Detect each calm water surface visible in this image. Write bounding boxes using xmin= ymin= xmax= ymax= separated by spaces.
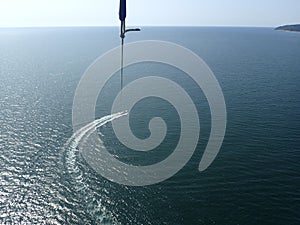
xmin=0 ymin=27 xmax=299 ymax=224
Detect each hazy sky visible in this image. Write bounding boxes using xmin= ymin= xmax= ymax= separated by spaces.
xmin=0 ymin=0 xmax=300 ymax=27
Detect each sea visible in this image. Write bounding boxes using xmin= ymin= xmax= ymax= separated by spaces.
xmin=0 ymin=27 xmax=299 ymax=224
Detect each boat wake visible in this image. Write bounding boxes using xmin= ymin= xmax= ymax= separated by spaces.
xmin=62 ymin=111 xmax=128 ymax=224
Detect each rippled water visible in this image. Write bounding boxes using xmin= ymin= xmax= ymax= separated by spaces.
xmin=0 ymin=27 xmax=300 ymax=224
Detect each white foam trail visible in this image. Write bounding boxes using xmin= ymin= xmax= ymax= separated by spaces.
xmin=64 ymin=111 xmax=128 ymax=224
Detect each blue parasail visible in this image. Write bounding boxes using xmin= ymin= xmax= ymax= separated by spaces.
xmin=119 ymin=0 xmax=126 ymax=22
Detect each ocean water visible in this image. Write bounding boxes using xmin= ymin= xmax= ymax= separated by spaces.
xmin=0 ymin=27 xmax=300 ymax=224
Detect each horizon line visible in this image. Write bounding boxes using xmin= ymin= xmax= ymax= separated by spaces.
xmin=0 ymin=25 xmax=277 ymax=29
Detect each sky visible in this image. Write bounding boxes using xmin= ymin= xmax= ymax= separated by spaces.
xmin=0 ymin=0 xmax=300 ymax=28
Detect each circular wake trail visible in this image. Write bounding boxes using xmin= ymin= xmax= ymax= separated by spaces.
xmin=63 ymin=111 xmax=128 ymax=224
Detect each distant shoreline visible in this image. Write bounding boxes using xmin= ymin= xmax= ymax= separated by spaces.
xmin=275 ymin=24 xmax=300 ymax=32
